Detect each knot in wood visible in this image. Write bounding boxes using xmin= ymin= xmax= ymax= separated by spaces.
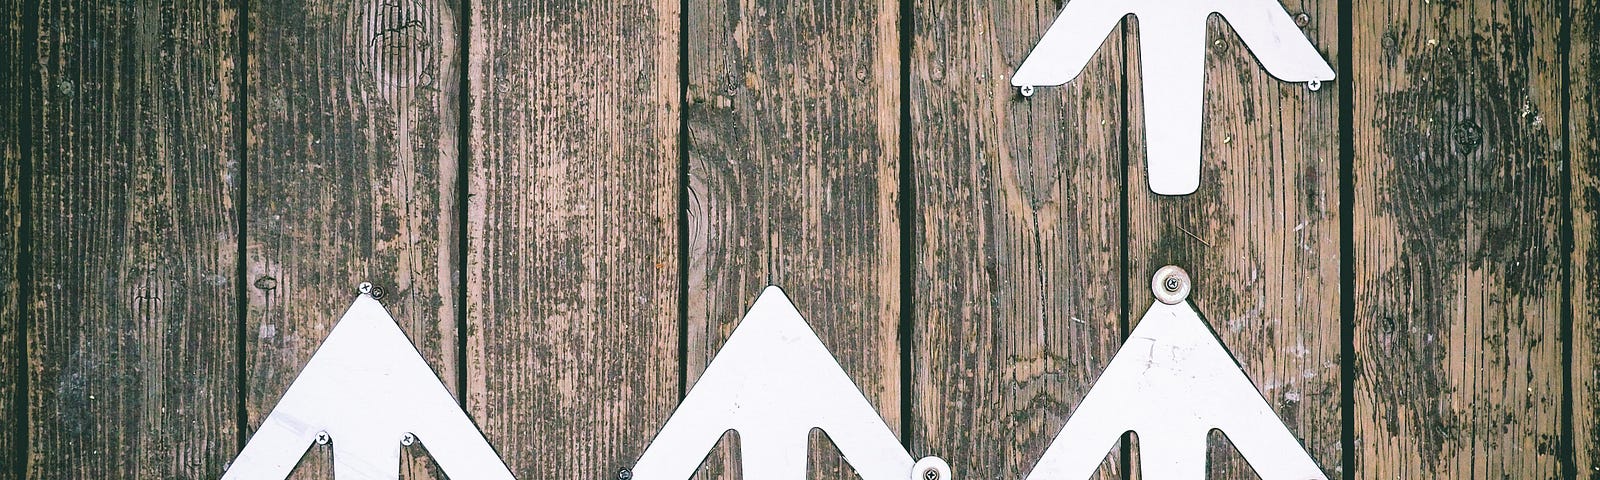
xmin=356 ymin=0 xmax=436 ymax=88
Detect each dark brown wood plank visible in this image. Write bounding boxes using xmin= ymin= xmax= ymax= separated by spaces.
xmin=25 ymin=0 xmax=241 ymax=476
xmin=685 ymin=0 xmax=901 ymax=477
xmin=1571 ymin=0 xmax=1599 ymax=475
xmin=1123 ymin=1 xmax=1343 ymax=477
xmin=465 ymin=2 xmax=681 ymax=478
xmin=1351 ymin=0 xmax=1565 ymax=476
xmin=908 ymin=2 xmax=1125 ymax=479
xmin=245 ymin=0 xmax=463 ymax=478
xmin=0 ymin=0 xmax=26 ymax=474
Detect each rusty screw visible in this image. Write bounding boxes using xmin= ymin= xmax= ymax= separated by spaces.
xmin=1294 ymin=13 xmax=1310 ymax=27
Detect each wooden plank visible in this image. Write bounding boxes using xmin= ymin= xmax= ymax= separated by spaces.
xmin=684 ymin=0 xmax=900 ymax=476
xmin=25 ymin=0 xmax=241 ymax=476
xmin=0 ymin=0 xmax=26 ymax=474
xmin=1570 ymin=0 xmax=1599 ymax=475
xmin=465 ymin=1 xmax=680 ymax=478
xmin=907 ymin=2 xmax=1125 ymax=479
xmin=244 ymin=0 xmax=462 ymax=477
xmin=1351 ymin=0 xmax=1565 ymax=477
xmin=1123 ymin=1 xmax=1343 ymax=477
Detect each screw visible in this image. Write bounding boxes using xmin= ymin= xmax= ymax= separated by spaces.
xmin=401 ymin=432 xmax=416 ymax=446
xmin=1163 ymin=277 xmax=1182 ymax=292
xmin=1151 ymin=265 xmax=1191 ymax=305
xmin=924 ymin=467 xmax=940 ymax=480
xmin=1307 ymin=79 xmax=1322 ymax=92
xmin=369 ymin=284 xmax=386 ymax=299
xmin=617 ymin=468 xmax=633 ymax=480
xmin=1018 ymin=85 xmax=1035 ymax=97
xmin=359 ymin=282 xmax=373 ymax=295
xmin=1294 ymin=13 xmax=1310 ymax=27
xmin=315 ymin=431 xmax=331 ymax=445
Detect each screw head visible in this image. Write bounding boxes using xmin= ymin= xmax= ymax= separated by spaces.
xmin=1018 ymin=85 xmax=1035 ymax=97
xmin=617 ymin=468 xmax=633 ymax=480
xmin=1151 ymin=265 xmax=1191 ymax=305
xmin=401 ymin=432 xmax=416 ymax=446
xmin=315 ymin=431 xmax=331 ymax=445
xmin=358 ymin=282 xmax=373 ymax=295
xmin=911 ymin=456 xmax=951 ymax=480
xmin=1307 ymin=79 xmax=1322 ymax=91
xmin=369 ymin=284 xmax=386 ymax=299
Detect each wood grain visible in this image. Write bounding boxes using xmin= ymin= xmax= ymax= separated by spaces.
xmin=1 ymin=0 xmax=26 ymax=474
xmin=1351 ymin=0 xmax=1566 ymax=477
xmin=1570 ymin=0 xmax=1599 ymax=475
xmin=907 ymin=2 xmax=1125 ymax=479
xmin=1123 ymin=1 xmax=1343 ymax=477
xmin=684 ymin=0 xmax=901 ymax=476
xmin=244 ymin=0 xmax=462 ymax=477
xmin=465 ymin=1 xmax=681 ymax=478
xmin=25 ymin=0 xmax=241 ymax=476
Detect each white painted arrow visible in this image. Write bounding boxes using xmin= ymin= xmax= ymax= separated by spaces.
xmin=1024 ymin=282 xmax=1325 ymax=479
xmin=631 ymin=286 xmax=947 ymax=480
xmin=1012 ymin=0 xmax=1335 ymax=195
xmin=222 ymin=294 xmax=514 ymax=480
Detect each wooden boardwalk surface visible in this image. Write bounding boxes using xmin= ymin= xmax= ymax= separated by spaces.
xmin=0 ymin=0 xmax=1594 ymax=478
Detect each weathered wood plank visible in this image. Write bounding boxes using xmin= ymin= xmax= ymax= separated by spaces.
xmin=245 ymin=0 xmax=462 ymax=477
xmin=1122 ymin=1 xmax=1342 ymax=477
xmin=908 ymin=2 xmax=1125 ymax=479
xmin=25 ymin=0 xmax=241 ymax=476
xmin=465 ymin=1 xmax=680 ymax=478
xmin=0 ymin=0 xmax=26 ymax=474
xmin=1351 ymin=0 xmax=1565 ymax=477
xmin=685 ymin=0 xmax=901 ymax=476
xmin=1570 ymin=0 xmax=1599 ymax=475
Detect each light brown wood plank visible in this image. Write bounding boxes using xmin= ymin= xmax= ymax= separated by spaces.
xmin=1570 ymin=0 xmax=1599 ymax=475
xmin=25 ymin=0 xmax=241 ymax=476
xmin=465 ymin=1 xmax=681 ymax=478
xmin=908 ymin=2 xmax=1125 ymax=479
xmin=0 ymin=0 xmax=26 ymax=474
xmin=1351 ymin=0 xmax=1565 ymax=476
xmin=244 ymin=0 xmax=462 ymax=477
xmin=1122 ymin=1 xmax=1342 ymax=477
xmin=685 ymin=0 xmax=901 ymax=476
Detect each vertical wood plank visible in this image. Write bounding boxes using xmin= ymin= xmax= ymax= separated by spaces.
xmin=1570 ymin=0 xmax=1598 ymax=475
xmin=685 ymin=0 xmax=901 ymax=476
xmin=1351 ymin=0 xmax=1565 ymax=477
xmin=0 ymin=0 xmax=26 ymax=474
xmin=1123 ymin=1 xmax=1343 ymax=478
xmin=26 ymin=0 xmax=241 ymax=476
xmin=245 ymin=0 xmax=462 ymax=477
xmin=908 ymin=2 xmax=1125 ymax=479
xmin=466 ymin=1 xmax=681 ymax=478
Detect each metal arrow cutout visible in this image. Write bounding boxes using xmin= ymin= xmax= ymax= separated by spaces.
xmin=1012 ymin=0 xmax=1336 ymax=196
xmin=631 ymin=286 xmax=949 ymax=480
xmin=1024 ymin=266 xmax=1326 ymax=479
xmin=222 ymin=286 xmax=514 ymax=480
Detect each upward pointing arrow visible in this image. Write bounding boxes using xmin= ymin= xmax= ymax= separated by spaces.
xmin=1024 ymin=298 xmax=1326 ymax=480
xmin=223 ymin=295 xmax=514 ymax=480
xmin=1012 ymin=0 xmax=1335 ymax=195
xmin=631 ymin=286 xmax=924 ymax=480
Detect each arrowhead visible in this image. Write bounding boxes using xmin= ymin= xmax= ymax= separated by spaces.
xmin=223 ymin=296 xmax=515 ymax=480
xmin=632 ymin=286 xmax=913 ymax=480
xmin=1025 ymin=300 xmax=1326 ymax=480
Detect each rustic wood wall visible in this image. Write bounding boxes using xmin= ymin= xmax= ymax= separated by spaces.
xmin=0 ymin=0 xmax=1592 ymax=478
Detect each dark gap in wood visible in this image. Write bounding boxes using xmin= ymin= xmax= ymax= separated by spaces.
xmin=455 ymin=0 xmax=472 ymax=407
xmin=1336 ymin=0 xmax=1355 ymax=477
xmin=1558 ymin=0 xmax=1577 ymax=477
xmin=233 ymin=0 xmax=252 ymax=455
xmin=676 ymin=0 xmax=690 ymax=404
xmin=896 ymin=0 xmax=915 ymax=452
xmin=15 ymin=0 xmax=39 ymax=473
xmin=1117 ymin=16 xmax=1133 ymax=480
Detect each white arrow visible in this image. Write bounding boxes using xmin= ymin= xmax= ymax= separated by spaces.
xmin=223 ymin=291 xmax=514 ymax=480
xmin=1024 ymin=267 xmax=1325 ymax=479
xmin=1012 ymin=0 xmax=1335 ymax=195
xmin=631 ymin=286 xmax=948 ymax=480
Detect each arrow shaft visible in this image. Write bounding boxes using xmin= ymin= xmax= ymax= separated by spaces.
xmin=1137 ymin=17 xmax=1208 ymax=195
